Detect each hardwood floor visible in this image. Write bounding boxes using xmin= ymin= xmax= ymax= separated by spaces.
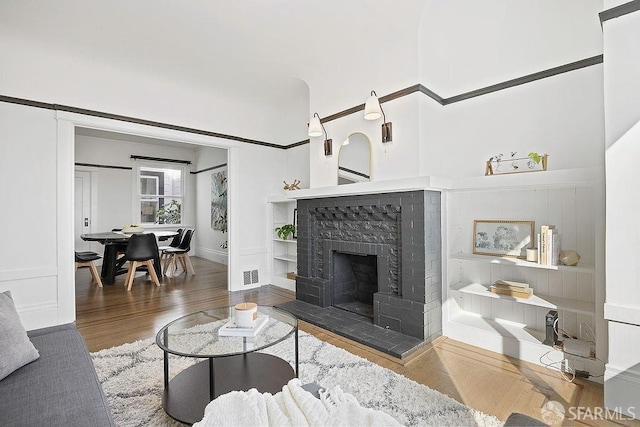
xmin=75 ymin=257 xmax=293 ymax=351
xmin=76 ymin=256 xmax=635 ymax=426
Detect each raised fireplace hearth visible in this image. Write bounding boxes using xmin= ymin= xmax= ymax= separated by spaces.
xmin=292 ymin=190 xmax=442 ymax=343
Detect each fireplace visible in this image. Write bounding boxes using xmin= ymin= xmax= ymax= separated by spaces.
xmin=332 ymin=252 xmax=378 ymax=318
xmin=293 ymin=190 xmax=442 ymax=342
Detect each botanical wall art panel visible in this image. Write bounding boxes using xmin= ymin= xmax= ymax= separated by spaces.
xmin=211 ymin=170 xmax=227 ymax=231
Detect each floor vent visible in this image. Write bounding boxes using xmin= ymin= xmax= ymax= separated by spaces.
xmin=243 ymin=269 xmax=259 ymax=286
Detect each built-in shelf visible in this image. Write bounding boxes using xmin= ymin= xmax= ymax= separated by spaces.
xmin=268 ymin=198 xmax=298 ymax=291
xmin=273 ymin=254 xmax=296 ymax=262
xmin=270 ymin=168 xmax=603 ymax=201
xmin=273 ymin=238 xmax=297 ymax=244
xmin=445 ymin=174 xmax=604 ymax=378
xmin=449 ymin=253 xmax=595 ymax=274
xmin=450 ymin=311 xmax=546 ymax=345
xmin=451 ymin=282 xmax=594 ymax=315
xmin=449 ymin=167 xmax=603 ymax=191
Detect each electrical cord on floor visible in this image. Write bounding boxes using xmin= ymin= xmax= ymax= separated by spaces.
xmin=540 ymin=351 xmax=576 ymax=383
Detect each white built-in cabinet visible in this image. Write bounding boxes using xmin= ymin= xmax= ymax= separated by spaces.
xmin=267 ymin=195 xmax=297 ymax=291
xmin=443 ymin=168 xmax=606 ymax=381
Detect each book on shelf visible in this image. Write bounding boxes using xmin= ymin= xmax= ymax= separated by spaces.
xmin=490 ymin=285 xmax=533 ymax=299
xmin=494 ymin=280 xmax=530 ymax=291
xmin=218 ymin=314 xmax=269 ymax=337
xmin=550 ymin=232 xmax=561 ymax=266
xmin=539 ymin=225 xmax=560 ymax=266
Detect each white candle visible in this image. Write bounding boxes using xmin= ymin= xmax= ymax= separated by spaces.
xmin=234 ymin=302 xmax=258 ymax=327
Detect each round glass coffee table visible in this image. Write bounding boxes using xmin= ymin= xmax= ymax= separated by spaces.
xmin=156 ymin=306 xmax=298 ymax=424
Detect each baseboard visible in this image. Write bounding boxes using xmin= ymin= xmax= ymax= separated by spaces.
xmin=18 ymin=301 xmax=60 ymax=331
xmin=196 ymin=247 xmax=228 ymax=265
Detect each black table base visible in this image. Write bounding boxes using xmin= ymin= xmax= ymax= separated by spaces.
xmin=162 ymin=353 xmax=295 ymax=425
xmin=99 ymin=242 xmax=161 ymax=285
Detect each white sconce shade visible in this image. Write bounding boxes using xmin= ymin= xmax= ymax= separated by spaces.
xmin=364 ymin=93 xmax=383 ymax=121
xmin=308 ymin=114 xmax=323 ymax=137
xmin=308 ymin=112 xmax=333 ymax=156
xmin=364 ymin=90 xmax=392 ymax=143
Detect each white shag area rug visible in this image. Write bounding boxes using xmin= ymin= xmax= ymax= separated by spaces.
xmin=91 ymin=328 xmax=503 ymax=427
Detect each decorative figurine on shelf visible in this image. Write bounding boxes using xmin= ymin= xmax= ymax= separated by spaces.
xmin=559 ymin=250 xmax=581 ymax=266
xmin=283 ymin=179 xmax=301 ymax=191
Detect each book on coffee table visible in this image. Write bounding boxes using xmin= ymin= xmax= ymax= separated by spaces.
xmin=218 ymin=314 xmax=269 ymax=337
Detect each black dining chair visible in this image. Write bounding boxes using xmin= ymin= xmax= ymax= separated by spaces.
xmin=123 ymin=233 xmax=161 ymax=291
xmin=75 ymin=251 xmax=103 ymax=287
xmin=159 ymin=228 xmax=183 ymax=263
xmin=162 ymin=228 xmax=195 ymax=276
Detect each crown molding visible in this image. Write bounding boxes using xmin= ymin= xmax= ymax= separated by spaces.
xmin=600 ymin=0 xmax=640 ymax=24
xmin=318 ymin=55 xmax=602 ymax=126
xmin=443 ymin=55 xmax=603 ymax=105
xmin=0 ymin=95 xmax=287 ymax=150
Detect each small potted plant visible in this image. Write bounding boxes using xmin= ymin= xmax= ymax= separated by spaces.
xmin=275 ymin=224 xmax=296 ymax=240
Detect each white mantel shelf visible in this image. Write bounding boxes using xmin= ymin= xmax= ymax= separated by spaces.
xmin=272 ymin=176 xmax=452 ymax=201
xmin=268 ymin=167 xmax=603 ymax=201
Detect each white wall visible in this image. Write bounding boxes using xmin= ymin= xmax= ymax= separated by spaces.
xmin=421 ymin=65 xmax=605 ymax=179
xmin=285 ymin=144 xmax=311 ymax=190
xmin=0 ymin=36 xmax=309 ymax=146
xmin=603 ymin=9 xmax=640 ymax=147
xmin=0 ymin=102 xmax=69 ymax=329
xmin=603 ymin=5 xmax=640 ymax=414
xmin=235 ymin=143 xmax=288 ymax=284
xmin=195 ymin=146 xmax=229 ymax=264
xmin=0 ymin=98 xmax=293 ymax=328
xmin=419 ymin=0 xmax=603 ymax=96
xmin=0 ymin=1 xmax=312 ymax=322
xmin=307 ymin=1 xmax=605 ymax=185
xmin=310 ymin=95 xmax=421 ymax=187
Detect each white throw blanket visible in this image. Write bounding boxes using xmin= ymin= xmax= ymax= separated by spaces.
xmin=194 ymin=378 xmax=401 ymax=426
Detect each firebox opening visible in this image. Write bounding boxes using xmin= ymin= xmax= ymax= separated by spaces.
xmin=332 ymin=252 xmax=378 ymax=319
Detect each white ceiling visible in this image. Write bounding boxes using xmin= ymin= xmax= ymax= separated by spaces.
xmin=1 ymin=0 xmax=604 ymax=147
xmin=0 ymin=0 xmax=426 ymax=103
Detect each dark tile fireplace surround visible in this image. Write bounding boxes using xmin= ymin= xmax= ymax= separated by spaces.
xmin=276 ymin=190 xmax=442 ymax=358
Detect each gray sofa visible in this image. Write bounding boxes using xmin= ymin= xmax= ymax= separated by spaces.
xmin=0 ymin=323 xmax=115 ymax=427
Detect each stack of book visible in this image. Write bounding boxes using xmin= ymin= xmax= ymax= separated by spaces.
xmin=490 ymin=280 xmax=533 ymax=299
xmin=218 ymin=314 xmax=270 ymax=337
xmin=537 ymin=224 xmax=560 ymax=266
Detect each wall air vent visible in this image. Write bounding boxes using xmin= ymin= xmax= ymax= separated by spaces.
xmin=243 ymin=269 xmax=260 ymax=286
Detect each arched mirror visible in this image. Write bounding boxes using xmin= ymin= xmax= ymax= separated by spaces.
xmin=337 ymin=132 xmax=371 ymax=185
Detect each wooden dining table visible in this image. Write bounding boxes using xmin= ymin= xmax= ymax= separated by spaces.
xmin=80 ymin=231 xmax=178 ymax=285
